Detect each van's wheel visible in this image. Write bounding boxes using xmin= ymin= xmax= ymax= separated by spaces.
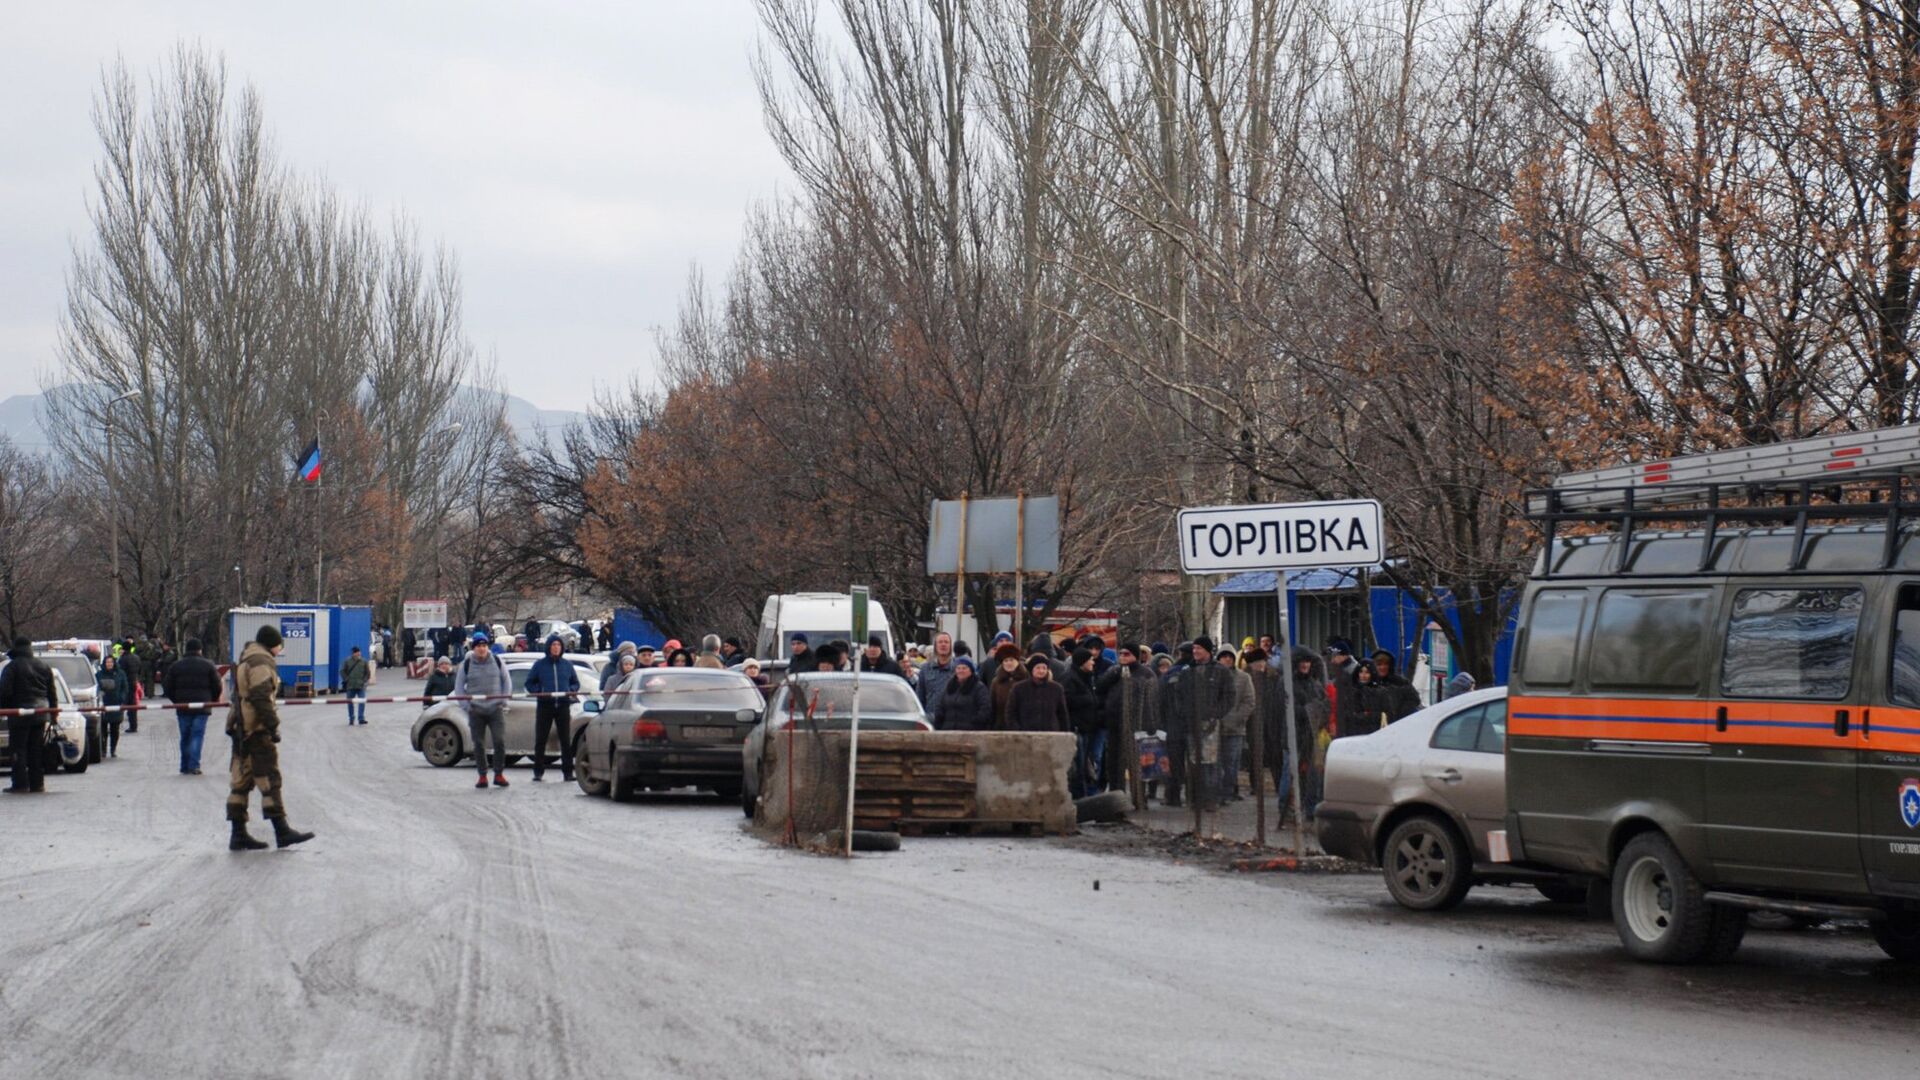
xmin=573 ymin=733 xmax=608 ymax=797
xmin=1612 ymin=832 xmax=1732 ymax=963
xmin=1381 ymin=814 xmax=1473 ymax=911
xmin=420 ymin=722 xmax=463 ymax=768
xmin=1871 ymin=914 xmax=1920 ymax=962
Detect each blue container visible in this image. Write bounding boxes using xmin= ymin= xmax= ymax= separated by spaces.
xmin=262 ymin=603 xmax=374 ymax=692
xmin=610 ymin=608 xmax=666 ymax=654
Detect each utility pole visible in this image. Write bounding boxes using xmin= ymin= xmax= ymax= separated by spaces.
xmin=104 ymin=390 xmax=138 ymax=641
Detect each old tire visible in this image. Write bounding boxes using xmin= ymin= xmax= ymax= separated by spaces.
xmin=609 ymin=751 xmax=638 ymax=803
xmin=574 ymin=734 xmax=609 ymax=797
xmin=1612 ymin=832 xmax=1722 ymax=963
xmin=420 ymin=722 xmax=463 ymax=768
xmin=1075 ymin=790 xmax=1133 ymax=824
xmin=1871 ymin=914 xmax=1920 ymax=962
xmin=825 ymin=829 xmax=902 ymax=853
xmin=1536 ymin=882 xmax=1588 ymax=905
xmin=1381 ymin=814 xmax=1473 ymax=911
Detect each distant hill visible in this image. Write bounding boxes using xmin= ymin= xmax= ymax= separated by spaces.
xmin=0 ymin=385 xmax=587 ymax=455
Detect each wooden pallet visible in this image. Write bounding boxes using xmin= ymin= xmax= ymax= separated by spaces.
xmin=891 ymin=818 xmax=1049 ymax=838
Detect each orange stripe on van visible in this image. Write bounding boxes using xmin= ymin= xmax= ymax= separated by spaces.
xmin=1511 ymin=695 xmax=1920 ymax=753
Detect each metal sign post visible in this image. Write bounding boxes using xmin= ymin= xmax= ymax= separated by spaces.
xmin=845 ymin=585 xmax=870 ymax=857
xmin=1177 ymin=498 xmax=1386 ymax=855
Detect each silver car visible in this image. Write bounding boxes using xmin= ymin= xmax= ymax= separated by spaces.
xmin=1316 ymin=687 xmax=1583 ymax=911
xmin=739 ymin=673 xmax=931 ymax=817
xmin=408 ymin=654 xmax=604 ymax=768
xmin=39 ymin=651 xmax=107 ymax=764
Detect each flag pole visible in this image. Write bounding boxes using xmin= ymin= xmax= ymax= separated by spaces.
xmin=314 ymin=424 xmax=324 ymax=603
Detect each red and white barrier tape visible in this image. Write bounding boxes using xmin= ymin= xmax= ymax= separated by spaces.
xmin=0 ymin=690 xmax=613 ymax=718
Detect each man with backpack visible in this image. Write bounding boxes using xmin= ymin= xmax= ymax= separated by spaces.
xmin=453 ymin=631 xmax=511 ymax=789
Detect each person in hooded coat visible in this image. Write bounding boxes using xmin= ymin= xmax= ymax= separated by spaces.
xmin=524 ymin=634 xmax=581 ymax=782
xmin=95 ymin=653 xmax=131 ymax=759
xmin=932 ymin=656 xmax=994 ymax=731
xmin=1370 ymin=650 xmax=1423 ymax=723
xmin=1064 ymin=648 xmax=1104 ymax=795
xmin=1339 ymin=661 xmax=1388 ymax=737
xmin=1006 ymin=654 xmax=1071 ymax=733
xmin=988 ymin=643 xmax=1029 ymax=730
xmin=1290 ymin=646 xmax=1333 ymax=821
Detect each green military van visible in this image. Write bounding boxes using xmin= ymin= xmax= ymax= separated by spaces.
xmin=1504 ymin=427 xmax=1920 ymax=964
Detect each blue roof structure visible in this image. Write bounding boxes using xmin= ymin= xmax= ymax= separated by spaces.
xmin=1211 ymin=567 xmax=1380 ymax=594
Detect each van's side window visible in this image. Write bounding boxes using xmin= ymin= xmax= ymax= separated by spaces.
xmin=1891 ymin=586 xmax=1920 ymax=708
xmin=1521 ymin=589 xmax=1587 ymax=689
xmin=1720 ymin=588 xmax=1861 ymax=700
xmin=1589 ymin=589 xmax=1710 ymax=692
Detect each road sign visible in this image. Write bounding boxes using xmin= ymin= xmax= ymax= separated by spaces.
xmin=926 ymin=495 xmax=1061 ymax=574
xmin=1177 ymin=499 xmax=1385 ymax=574
xmin=1175 ymin=497 xmax=1388 ymax=853
xmin=403 ymin=600 xmax=447 ymax=629
xmin=850 ymin=586 xmax=870 ymax=645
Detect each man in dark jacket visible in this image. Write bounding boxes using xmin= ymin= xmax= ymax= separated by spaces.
xmin=785 ymin=634 xmax=814 ymax=683
xmin=524 ymin=634 xmax=580 ymax=782
xmin=1293 ymin=648 xmax=1333 ymax=820
xmin=1064 ymin=649 xmax=1103 ymax=795
xmin=2 ymin=638 xmax=56 ymax=793
xmin=340 ymin=646 xmax=371 ymax=725
xmin=857 ymin=634 xmax=902 ymax=677
xmin=118 ymin=638 xmax=144 ymax=732
xmin=1005 ymin=654 xmax=1071 ymax=732
xmin=1168 ymin=637 xmax=1231 ymax=816
xmin=1095 ymin=643 xmax=1158 ymax=803
xmin=162 ymin=639 xmax=223 ymax=775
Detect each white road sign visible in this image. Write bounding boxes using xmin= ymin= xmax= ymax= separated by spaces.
xmin=1177 ymin=499 xmax=1385 ymax=573
xmin=402 ymin=599 xmax=448 ymax=629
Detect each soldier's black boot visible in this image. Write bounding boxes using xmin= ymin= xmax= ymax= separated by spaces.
xmin=229 ymin=821 xmax=268 ymax=851
xmin=270 ymin=816 xmax=314 ymax=848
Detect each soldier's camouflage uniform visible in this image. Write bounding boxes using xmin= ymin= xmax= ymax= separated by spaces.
xmin=226 ymin=642 xmax=286 ymax=823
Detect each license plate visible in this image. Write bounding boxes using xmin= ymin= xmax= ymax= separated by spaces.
xmin=681 ymin=726 xmax=734 ymax=740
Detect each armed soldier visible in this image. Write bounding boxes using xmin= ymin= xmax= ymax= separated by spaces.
xmin=225 ymin=624 xmax=316 ymax=851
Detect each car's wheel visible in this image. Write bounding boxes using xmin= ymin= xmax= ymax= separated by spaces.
xmin=86 ymin=721 xmax=103 ymax=764
xmin=574 ymin=734 xmax=609 ymax=797
xmin=1381 ymin=814 xmax=1473 ymax=911
xmin=1871 ymin=914 xmax=1920 ymax=962
xmin=713 ymin=780 xmax=742 ymax=803
xmin=420 ymin=721 xmax=463 ymax=768
xmin=1536 ymin=882 xmax=1588 ymax=905
xmin=63 ymin=744 xmax=89 ymax=773
xmin=741 ymin=783 xmax=756 ymax=819
xmin=1612 ymin=831 xmax=1734 ymax=964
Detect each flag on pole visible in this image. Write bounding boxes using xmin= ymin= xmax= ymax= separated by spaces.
xmin=295 ymin=438 xmax=321 ymax=483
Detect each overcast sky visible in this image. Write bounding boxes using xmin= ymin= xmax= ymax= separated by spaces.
xmin=0 ymin=0 xmax=789 ymax=412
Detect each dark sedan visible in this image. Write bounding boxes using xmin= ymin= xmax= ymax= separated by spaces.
xmin=574 ymin=668 xmax=765 ymax=802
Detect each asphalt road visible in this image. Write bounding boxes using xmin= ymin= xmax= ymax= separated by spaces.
xmin=2 ymin=689 xmax=1916 ymax=1079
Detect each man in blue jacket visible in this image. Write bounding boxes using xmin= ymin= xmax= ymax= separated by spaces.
xmin=524 ymin=634 xmax=580 ymax=782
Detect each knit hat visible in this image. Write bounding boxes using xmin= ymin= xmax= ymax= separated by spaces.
xmin=1026 ymin=653 xmax=1052 ymax=672
xmin=1070 ymin=648 xmax=1094 ymax=669
xmin=1244 ymin=647 xmax=1268 ymax=664
xmin=470 ymin=630 xmax=490 ymax=645
xmin=991 ymin=631 xmax=1013 ymax=645
xmin=955 ymin=656 xmax=977 ymax=675
xmin=256 ymin=624 xmax=283 ymax=649
xmin=1192 ymin=636 xmax=1215 ymax=653
xmin=1151 ymin=641 xmax=1170 ymax=657
xmin=868 ymin=633 xmax=885 ymax=649
xmin=789 ymin=633 xmax=809 ymax=645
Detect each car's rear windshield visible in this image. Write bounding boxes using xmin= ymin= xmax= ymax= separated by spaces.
xmin=624 ymin=671 xmax=762 ymax=709
xmin=43 ymin=656 xmax=95 ymax=686
xmin=777 ymin=680 xmax=920 ymax=717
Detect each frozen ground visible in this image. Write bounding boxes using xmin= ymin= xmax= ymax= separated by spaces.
xmin=2 ymin=690 xmax=1915 ymax=1079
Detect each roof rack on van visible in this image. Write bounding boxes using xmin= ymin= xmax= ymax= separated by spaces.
xmin=1528 ymin=423 xmax=1920 ymax=576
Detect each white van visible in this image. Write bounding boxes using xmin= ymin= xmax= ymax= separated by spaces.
xmin=754 ymin=593 xmax=894 ymax=661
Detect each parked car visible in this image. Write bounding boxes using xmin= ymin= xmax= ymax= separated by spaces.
xmin=573 ymin=668 xmax=765 ymax=802
xmin=408 ymin=654 xmax=604 ymax=768
xmin=0 ymin=665 xmax=91 ymax=775
xmin=1316 ymin=687 xmax=1583 ymax=911
xmin=38 ymin=650 xmax=107 ymax=764
xmin=530 ymin=619 xmax=582 ymax=650
xmin=739 ymin=673 xmax=931 ymax=817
